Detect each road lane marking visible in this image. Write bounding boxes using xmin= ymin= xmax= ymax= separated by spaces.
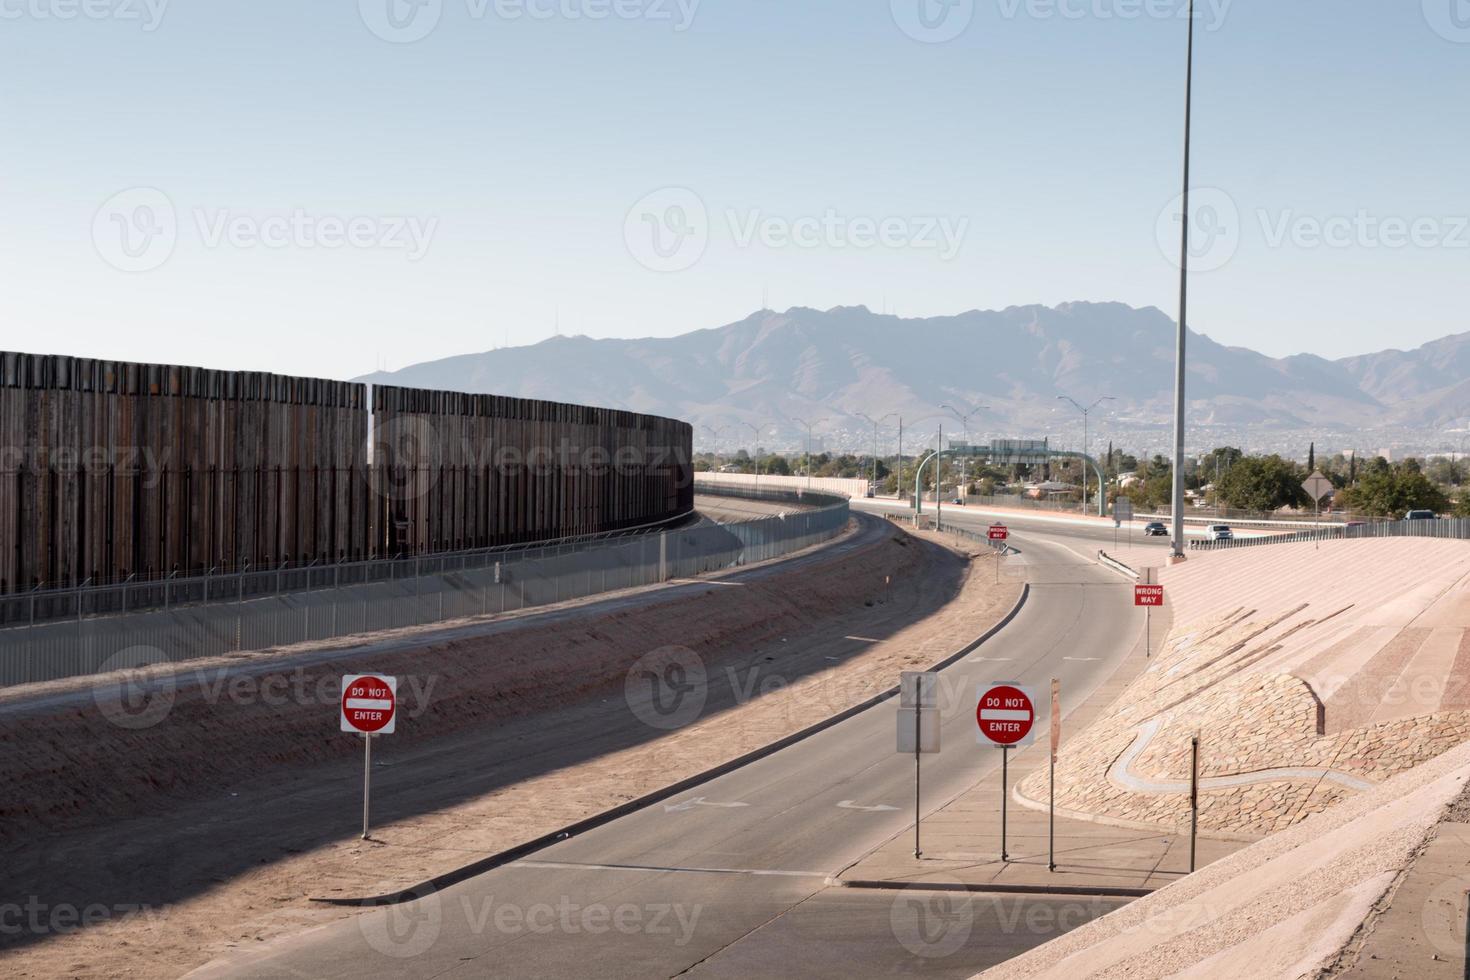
xmin=664 ymin=797 xmax=750 ymax=813
xmin=837 ymin=801 xmax=899 ymax=812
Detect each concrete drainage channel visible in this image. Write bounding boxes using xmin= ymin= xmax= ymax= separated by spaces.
xmin=312 ymin=582 xmax=1032 ymax=907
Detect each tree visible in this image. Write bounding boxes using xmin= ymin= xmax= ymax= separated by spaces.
xmin=1338 ymin=465 xmax=1449 ymax=518
xmin=1215 ymin=455 xmax=1310 ymax=512
xmin=1307 ymin=442 xmax=1315 ymax=473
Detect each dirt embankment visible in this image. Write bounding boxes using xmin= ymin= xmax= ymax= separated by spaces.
xmin=1 ymin=517 xmax=1019 ymax=979
xmin=0 ymin=518 xmax=905 ymax=842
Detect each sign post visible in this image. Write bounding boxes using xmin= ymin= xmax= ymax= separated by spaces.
xmin=977 ymin=682 xmax=1036 ymax=862
xmin=899 ymin=672 xmax=940 ymax=859
xmin=341 ymin=674 xmax=397 ymax=840
xmin=1049 ymin=678 xmax=1060 ymax=872
xmin=1114 ymin=496 xmax=1134 ymax=550
xmin=1302 ymin=472 xmax=1333 ymax=549
xmin=1135 ymin=575 xmax=1164 ymax=656
xmin=988 ymin=524 xmax=1009 ymax=584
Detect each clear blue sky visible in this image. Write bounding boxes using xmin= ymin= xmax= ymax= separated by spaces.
xmin=3 ymin=1 xmax=1466 ymax=379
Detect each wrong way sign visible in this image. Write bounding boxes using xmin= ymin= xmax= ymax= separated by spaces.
xmin=976 ymin=683 xmax=1036 ymax=747
xmin=1135 ymin=585 xmax=1165 ymax=607
xmin=988 ymin=524 xmax=1009 ymax=541
xmin=341 ymin=674 xmax=397 ymax=734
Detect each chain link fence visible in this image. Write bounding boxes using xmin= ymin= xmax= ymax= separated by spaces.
xmin=0 ymin=486 xmax=848 ymax=687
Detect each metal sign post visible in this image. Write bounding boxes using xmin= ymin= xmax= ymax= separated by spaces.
xmin=362 ymin=733 xmax=372 ymax=839
xmin=1303 ymin=472 xmax=1332 ymax=550
xmin=1136 ymin=572 xmax=1164 ymax=657
xmin=1049 ymin=678 xmax=1060 ymax=872
xmin=977 ymin=682 xmax=1036 ymax=865
xmin=900 ymin=672 xmax=940 ymax=859
xmin=1189 ymin=734 xmax=1200 ymax=872
xmin=341 ymin=674 xmax=397 ymax=841
xmin=1001 ymin=745 xmax=1011 ymax=862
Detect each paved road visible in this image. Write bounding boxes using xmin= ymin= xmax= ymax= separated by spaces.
xmin=196 ymin=523 xmax=1144 ymax=980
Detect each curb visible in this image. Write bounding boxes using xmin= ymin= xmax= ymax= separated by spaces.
xmin=1096 ymin=550 xmax=1141 ymax=580
xmin=311 ymin=567 xmax=1031 ymax=906
xmin=837 ymin=878 xmax=1154 ymax=898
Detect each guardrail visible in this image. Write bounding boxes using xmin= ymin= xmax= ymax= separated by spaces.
xmin=0 ymin=486 xmax=850 ymax=688
xmin=1188 ymin=518 xmax=1470 ymax=551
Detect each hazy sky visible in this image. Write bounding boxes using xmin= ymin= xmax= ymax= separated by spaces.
xmin=3 ymin=1 xmax=1466 ymax=380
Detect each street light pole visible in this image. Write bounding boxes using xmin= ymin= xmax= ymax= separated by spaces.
xmin=792 ymin=416 xmax=827 ymax=489
xmin=942 ymin=404 xmax=988 ymax=500
xmin=703 ymin=424 xmax=726 ymax=472
xmin=741 ymin=421 xmax=764 ymax=489
xmin=1170 ymin=0 xmax=1196 ymax=560
xmin=1057 ymin=395 xmax=1114 ymax=511
xmin=856 ymin=413 xmax=898 ymax=495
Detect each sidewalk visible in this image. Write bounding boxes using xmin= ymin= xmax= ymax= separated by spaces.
xmin=837 ymin=600 xmax=1249 ymax=895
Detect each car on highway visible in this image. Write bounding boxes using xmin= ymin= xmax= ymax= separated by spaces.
xmin=1207 ymin=524 xmax=1234 ymax=541
xmin=951 ymin=497 xmax=965 ymax=505
xmin=1405 ymin=509 xmax=1437 ymax=521
xmin=1143 ymin=522 xmax=1168 ymax=536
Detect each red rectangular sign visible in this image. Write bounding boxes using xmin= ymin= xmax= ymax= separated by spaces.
xmin=1135 ymin=584 xmax=1164 ymax=607
xmin=988 ymin=524 xmax=1008 ymax=541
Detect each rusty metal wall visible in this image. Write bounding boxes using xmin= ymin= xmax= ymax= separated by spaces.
xmin=0 ymin=352 xmax=369 ymax=593
xmin=0 ymin=353 xmax=694 ymax=593
xmin=371 ymin=385 xmax=694 ymax=556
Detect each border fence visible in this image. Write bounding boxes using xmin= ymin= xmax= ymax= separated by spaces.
xmin=0 ymin=484 xmax=849 ymax=687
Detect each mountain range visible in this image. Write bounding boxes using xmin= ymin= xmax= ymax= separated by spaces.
xmin=356 ymin=303 xmax=1469 ymax=449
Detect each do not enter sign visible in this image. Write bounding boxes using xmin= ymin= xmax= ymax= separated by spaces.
xmin=341 ymin=674 xmax=397 ymax=734
xmin=976 ymin=683 xmax=1036 ymax=747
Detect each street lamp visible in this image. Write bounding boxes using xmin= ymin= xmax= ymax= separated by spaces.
xmin=1057 ymin=395 xmax=1114 ymax=510
xmin=1169 ymin=0 xmax=1198 ymax=559
xmin=703 ymin=424 xmax=726 ymax=472
xmin=741 ymin=421 xmax=766 ymax=488
xmin=856 ymin=412 xmax=899 ymax=496
xmin=942 ymin=403 xmax=988 ymax=498
xmin=791 ymin=416 xmax=828 ymax=489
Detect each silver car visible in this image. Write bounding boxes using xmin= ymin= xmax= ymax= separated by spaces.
xmin=1208 ymin=524 xmax=1233 ymax=541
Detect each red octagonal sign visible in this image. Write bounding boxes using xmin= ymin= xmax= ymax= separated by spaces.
xmin=976 ymin=683 xmax=1035 ymax=746
xmin=341 ymin=674 xmax=397 ymax=734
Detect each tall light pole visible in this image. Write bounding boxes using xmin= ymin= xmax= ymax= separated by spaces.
xmin=792 ymin=416 xmax=827 ymax=489
xmin=857 ymin=412 xmax=899 ymax=495
xmin=703 ymin=425 xmax=726 ymax=473
xmin=942 ymin=403 xmax=988 ymax=498
xmin=1170 ymin=0 xmax=1197 ymax=559
xmin=1057 ymin=395 xmax=1114 ymax=509
xmin=741 ymin=421 xmax=765 ymax=487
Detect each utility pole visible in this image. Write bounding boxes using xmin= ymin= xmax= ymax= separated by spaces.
xmin=1057 ymin=395 xmax=1114 ymax=510
xmin=1170 ymin=0 xmax=1197 ymax=561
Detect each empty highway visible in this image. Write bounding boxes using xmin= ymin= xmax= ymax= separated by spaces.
xmin=193 ymin=521 xmax=1147 ymax=980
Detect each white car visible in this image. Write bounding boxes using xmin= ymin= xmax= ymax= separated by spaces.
xmin=1208 ymin=524 xmax=1234 ymax=541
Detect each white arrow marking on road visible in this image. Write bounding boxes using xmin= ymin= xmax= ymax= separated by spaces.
xmin=837 ymin=801 xmax=900 ymax=812
xmin=664 ymin=797 xmax=750 ymax=813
